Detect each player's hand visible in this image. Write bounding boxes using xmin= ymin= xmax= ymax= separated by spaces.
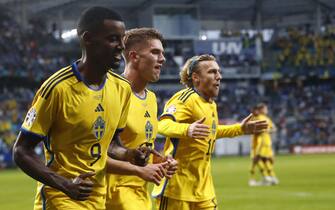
xmin=126 ymin=148 xmax=147 ymax=166
xmin=136 ymin=162 xmax=169 ymax=185
xmin=187 ymin=117 xmax=210 ymax=139
xmin=165 ymin=155 xmax=178 ymax=179
xmin=63 ymin=172 xmax=95 ymax=201
xmin=241 ymin=114 xmax=268 ymax=134
xmin=126 ymin=145 xmax=163 ymax=166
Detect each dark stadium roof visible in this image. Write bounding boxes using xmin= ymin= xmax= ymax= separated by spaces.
xmin=1 ymin=0 xmax=335 ymax=28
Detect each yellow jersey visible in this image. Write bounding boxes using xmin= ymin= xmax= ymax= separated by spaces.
xmin=157 ymin=88 xmax=242 ymax=202
xmin=106 ymin=89 xmax=157 ymax=189
xmin=252 ymin=114 xmax=274 ymax=156
xmin=21 ymin=63 xmax=131 ymax=210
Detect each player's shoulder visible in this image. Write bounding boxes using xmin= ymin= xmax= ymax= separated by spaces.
xmin=107 ymin=70 xmax=131 ymax=89
xmin=145 ymin=89 xmax=157 ymax=99
xmin=175 ymin=88 xmax=196 ymax=103
xmin=38 ymin=65 xmax=76 ymax=99
xmin=107 ymin=70 xmax=130 ymax=87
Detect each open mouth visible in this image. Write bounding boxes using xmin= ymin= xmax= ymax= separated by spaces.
xmin=154 ymin=65 xmax=162 ymax=70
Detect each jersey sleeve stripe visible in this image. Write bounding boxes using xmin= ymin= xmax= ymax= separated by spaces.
xmin=181 ymin=91 xmax=195 ymax=103
xmin=108 ymin=70 xmax=131 ymax=85
xmin=159 ymin=114 xmax=176 ymax=121
xmin=43 ymin=74 xmax=75 ymax=99
xmin=41 ymin=185 xmax=47 ymax=210
xmin=40 ymin=67 xmax=72 ymax=97
xmin=20 ymin=128 xmax=47 ymax=140
xmin=177 ymin=88 xmax=192 ymax=101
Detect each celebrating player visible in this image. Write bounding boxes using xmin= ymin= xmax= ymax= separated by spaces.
xmin=155 ymin=54 xmax=268 ymax=209
xmin=13 ymin=7 xmax=149 ymax=210
xmin=106 ymin=28 xmax=178 ymax=210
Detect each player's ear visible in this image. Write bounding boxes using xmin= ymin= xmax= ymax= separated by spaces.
xmin=192 ymin=72 xmax=200 ymax=84
xmin=81 ymin=31 xmax=93 ymax=45
xmin=129 ymin=51 xmax=138 ymax=61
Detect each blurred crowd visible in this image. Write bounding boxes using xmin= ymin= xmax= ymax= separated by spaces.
xmin=0 ymin=87 xmax=34 ymax=168
xmin=0 ymin=8 xmax=70 ymax=81
xmin=271 ymin=27 xmax=335 ymax=77
xmin=155 ymin=79 xmax=335 ymax=150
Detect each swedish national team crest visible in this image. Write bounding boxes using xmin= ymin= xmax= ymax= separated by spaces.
xmin=93 ymin=116 xmax=105 ymax=140
xmin=211 ymin=120 xmax=217 ymax=135
xmin=145 ymin=121 xmax=153 ymax=140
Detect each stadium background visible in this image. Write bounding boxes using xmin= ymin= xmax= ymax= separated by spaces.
xmin=0 ymin=0 xmax=335 ymax=209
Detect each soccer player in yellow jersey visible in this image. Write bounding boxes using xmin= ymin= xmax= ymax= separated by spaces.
xmin=106 ymin=28 xmax=178 ymax=210
xmin=250 ymin=103 xmax=279 ymax=186
xmin=13 ymin=7 xmax=150 ymax=210
xmin=156 ymin=54 xmax=268 ymax=210
xmin=248 ymin=105 xmax=263 ymax=186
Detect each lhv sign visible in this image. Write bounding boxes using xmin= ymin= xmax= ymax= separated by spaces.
xmin=194 ymin=38 xmax=244 ymax=55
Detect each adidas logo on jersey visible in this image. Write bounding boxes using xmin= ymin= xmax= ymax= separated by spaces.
xmin=144 ymin=111 xmax=151 ymax=118
xmin=95 ymin=104 xmax=104 ymax=112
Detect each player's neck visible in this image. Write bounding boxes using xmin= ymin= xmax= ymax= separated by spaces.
xmin=123 ymin=67 xmax=147 ymax=97
xmin=77 ymin=58 xmax=107 ymax=86
xmin=193 ymin=86 xmax=213 ymax=102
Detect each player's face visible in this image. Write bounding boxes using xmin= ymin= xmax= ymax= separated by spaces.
xmin=194 ymin=60 xmax=222 ymax=100
xmin=260 ymin=106 xmax=268 ymax=115
xmin=136 ymin=39 xmax=165 ymax=82
xmin=90 ymin=20 xmax=125 ymax=70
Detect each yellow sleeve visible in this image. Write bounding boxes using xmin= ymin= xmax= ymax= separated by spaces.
xmin=160 ymin=97 xmax=193 ymax=123
xmin=216 ymin=124 xmax=243 ymax=138
xmin=158 ymin=118 xmax=189 ymax=139
xmin=117 ymin=84 xmax=132 ymax=130
xmin=21 ymin=86 xmax=58 ymax=137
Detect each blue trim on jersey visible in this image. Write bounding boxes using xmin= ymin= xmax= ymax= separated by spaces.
xmin=41 ymin=185 xmax=46 ymax=210
xmin=133 ymin=89 xmax=148 ymax=100
xmin=115 ymin=128 xmax=124 ymax=133
xmin=44 ymin=135 xmax=55 ymax=167
xmin=20 ymin=128 xmax=46 ymax=140
xmin=152 ymin=137 xmax=179 ymax=198
xmin=170 ymin=138 xmax=179 ymax=158
xmin=152 ymin=178 xmax=168 ymax=198
xmin=159 ymin=114 xmax=176 ymax=121
xmin=112 ymin=128 xmax=124 ymax=139
xmin=120 ymin=73 xmax=148 ymax=100
xmin=71 ymin=61 xmax=106 ymax=91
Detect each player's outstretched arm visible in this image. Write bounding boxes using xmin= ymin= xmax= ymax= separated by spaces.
xmin=13 ymin=132 xmax=95 ymax=201
xmin=187 ymin=117 xmax=210 ymax=139
xmin=241 ymin=113 xmax=268 ymax=134
xmin=158 ymin=117 xmax=210 ymax=139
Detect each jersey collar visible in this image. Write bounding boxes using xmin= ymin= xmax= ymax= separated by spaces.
xmin=71 ymin=61 xmax=107 ymax=91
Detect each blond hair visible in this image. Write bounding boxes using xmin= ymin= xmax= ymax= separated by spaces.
xmin=180 ymin=54 xmax=216 ymax=87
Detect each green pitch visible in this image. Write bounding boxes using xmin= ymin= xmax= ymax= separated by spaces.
xmin=213 ymin=154 xmax=335 ymax=210
xmin=1 ymin=154 xmax=334 ymax=209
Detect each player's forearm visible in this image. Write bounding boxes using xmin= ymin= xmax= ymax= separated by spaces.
xmin=158 ymin=118 xmax=189 ymax=138
xmin=108 ymin=134 xmax=129 ymax=161
xmin=13 ymin=135 xmax=70 ymax=193
xmin=106 ymin=157 xmax=139 ymax=175
xmin=216 ymin=124 xmax=244 ymax=138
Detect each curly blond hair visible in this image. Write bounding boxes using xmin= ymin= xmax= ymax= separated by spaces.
xmin=180 ymin=54 xmax=216 ymax=87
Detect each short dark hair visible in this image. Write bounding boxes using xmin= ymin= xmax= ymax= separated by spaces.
xmin=124 ymin=28 xmax=164 ymax=50
xmin=77 ymin=6 xmax=123 ymax=36
xmin=123 ymin=28 xmax=164 ymax=60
